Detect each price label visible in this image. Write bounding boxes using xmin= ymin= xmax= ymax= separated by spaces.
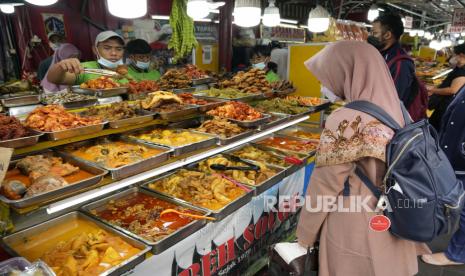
xmin=0 ymin=147 xmax=13 ymax=185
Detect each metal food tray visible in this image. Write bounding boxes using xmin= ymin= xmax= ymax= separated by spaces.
xmin=277 ymin=125 xmax=323 ymax=143
xmin=192 ymin=77 xmax=214 ymax=85
xmin=0 ymin=151 xmax=107 ymax=209
xmin=59 ymin=137 xmax=172 ymax=180
xmin=193 ymin=92 xmax=259 ymax=102
xmin=227 ymin=113 xmax=271 ymax=128
xmin=171 ymin=87 xmax=196 ymax=93
xmin=141 ymin=171 xmax=254 ymax=221
xmin=155 ymin=105 xmax=199 ymax=121
xmin=38 ymin=121 xmax=106 ymax=141
xmin=127 ymin=93 xmax=149 ymax=101
xmin=228 ymin=143 xmax=309 ymax=177
xmin=80 ymin=108 xmax=154 ymax=129
xmin=2 ymin=211 xmax=150 ymax=276
xmin=192 ymin=128 xmax=255 ymax=146
xmin=126 ymin=129 xmax=217 ymax=157
xmin=42 ymin=98 xmax=98 ymax=109
xmin=82 ymin=187 xmax=209 ymax=254
xmin=71 ymin=85 xmax=128 ymax=98
xmin=0 ymin=129 xmax=43 ymax=148
xmin=1 ymin=95 xmax=40 ymax=108
xmin=193 ymin=154 xmax=286 ymax=196
xmin=257 ymin=112 xmax=291 ymax=131
xmin=252 ymin=133 xmax=318 ymax=157
xmin=196 ymin=98 xmax=227 ymax=112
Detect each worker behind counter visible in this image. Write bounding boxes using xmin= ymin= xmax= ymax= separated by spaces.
xmin=126 ymin=39 xmax=161 ymax=81
xmin=265 ymin=61 xmax=280 ymax=83
xmin=46 ymin=30 xmax=129 ymax=86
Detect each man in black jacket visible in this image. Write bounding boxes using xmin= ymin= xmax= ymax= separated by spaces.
xmin=368 ymin=13 xmax=415 ymax=105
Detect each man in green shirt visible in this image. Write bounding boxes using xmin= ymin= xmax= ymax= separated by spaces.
xmin=126 ymin=39 xmax=161 ymax=81
xmin=265 ymin=61 xmax=281 ymax=83
xmin=47 ymin=31 xmax=128 ymax=86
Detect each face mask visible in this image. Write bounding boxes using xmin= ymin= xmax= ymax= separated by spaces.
xmin=96 ymin=48 xmax=123 ymax=69
xmin=253 ymin=62 xmax=266 ymax=70
xmin=321 ymin=86 xmax=341 ymax=103
xmin=449 ymin=56 xmax=458 ymax=67
xmin=49 ymin=42 xmax=60 ymax=51
xmin=135 ymin=60 xmax=150 ymax=70
xmin=367 ymin=35 xmax=385 ymax=51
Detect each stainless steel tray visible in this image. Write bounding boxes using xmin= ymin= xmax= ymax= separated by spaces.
xmin=155 ymin=105 xmax=199 ymax=121
xmin=227 ymin=113 xmax=271 ymax=128
xmin=81 ymin=187 xmax=209 ymax=254
xmin=0 ymin=151 xmax=107 ymax=209
xmin=277 ymin=125 xmax=323 ymax=143
xmin=226 ymin=143 xmax=308 ymax=177
xmin=48 ymin=98 xmax=98 ymax=109
xmin=2 ymin=211 xmax=150 ymax=276
xmin=171 ymin=87 xmax=196 ymax=93
xmin=127 ymin=93 xmax=148 ymax=101
xmin=0 ymin=129 xmax=43 ymax=148
xmin=126 ymin=129 xmax=217 ymax=157
xmin=192 ymin=128 xmax=255 ymax=146
xmin=141 ymin=171 xmax=254 ymax=221
xmin=192 ymin=77 xmax=214 ymax=85
xmin=59 ymin=137 xmax=172 ymax=180
xmin=257 ymin=112 xmax=291 ymax=131
xmin=194 ymin=92 xmax=259 ymax=102
xmin=196 ymin=98 xmax=227 ymax=113
xmin=193 ymin=154 xmax=286 ymax=196
xmin=1 ymin=95 xmax=40 ymax=108
xmin=107 ymin=110 xmax=154 ymax=129
xmin=71 ymin=85 xmax=128 ymax=98
xmin=37 ymin=122 xmax=106 ymax=141
xmin=252 ymin=134 xmax=318 ymax=157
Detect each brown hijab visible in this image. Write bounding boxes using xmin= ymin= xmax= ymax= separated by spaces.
xmin=305 ymin=40 xmax=405 ymax=126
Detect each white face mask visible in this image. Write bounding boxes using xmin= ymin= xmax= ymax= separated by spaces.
xmin=321 ymin=86 xmax=341 ymax=103
xmin=134 ymin=60 xmax=150 ymax=70
xmin=96 ymin=48 xmax=123 ymax=69
xmin=253 ymin=62 xmax=266 ymax=70
xmin=49 ymin=42 xmax=60 ymax=51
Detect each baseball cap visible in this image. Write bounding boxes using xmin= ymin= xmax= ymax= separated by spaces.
xmin=94 ymin=31 xmax=124 ymax=47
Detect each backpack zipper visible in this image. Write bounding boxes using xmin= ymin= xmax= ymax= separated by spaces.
xmin=383 ymin=132 xmax=423 ymax=188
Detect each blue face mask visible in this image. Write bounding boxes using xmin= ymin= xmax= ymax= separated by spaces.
xmin=253 ymin=62 xmax=266 ymax=70
xmin=96 ymin=49 xmax=123 ymax=69
xmin=135 ymin=60 xmax=150 ymax=70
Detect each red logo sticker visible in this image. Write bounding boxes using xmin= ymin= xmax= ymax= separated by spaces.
xmin=369 ymin=215 xmax=391 ymax=232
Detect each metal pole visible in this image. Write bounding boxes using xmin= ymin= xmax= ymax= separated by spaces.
xmin=386 ymin=3 xmax=445 ymax=21
xmin=337 ymin=0 xmax=345 ymax=19
xmin=219 ymin=0 xmax=233 ymax=71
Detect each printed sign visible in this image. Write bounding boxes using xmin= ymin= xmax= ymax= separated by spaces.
xmin=42 ymin=13 xmax=66 ymax=39
xmin=261 ymin=25 xmax=306 ymax=43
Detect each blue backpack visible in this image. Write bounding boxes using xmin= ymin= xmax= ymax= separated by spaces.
xmin=345 ymin=100 xmax=465 ymax=242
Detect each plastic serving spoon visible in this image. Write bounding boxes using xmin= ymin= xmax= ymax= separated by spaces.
xmin=160 ymin=209 xmax=216 ymax=221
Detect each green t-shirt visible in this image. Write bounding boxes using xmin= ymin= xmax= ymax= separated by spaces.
xmin=127 ymin=65 xmax=161 ymax=81
xmin=266 ymin=71 xmax=280 ymax=83
xmin=75 ymin=61 xmax=129 ymax=85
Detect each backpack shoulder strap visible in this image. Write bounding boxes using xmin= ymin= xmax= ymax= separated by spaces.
xmin=345 ymin=101 xmax=403 ymax=130
xmin=387 ymin=54 xmax=413 ymax=67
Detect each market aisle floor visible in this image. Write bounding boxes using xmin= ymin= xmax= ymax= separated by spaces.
xmin=417 ymin=234 xmax=465 ymax=276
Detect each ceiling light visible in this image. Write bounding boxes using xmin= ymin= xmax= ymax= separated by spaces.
xmin=442 ymin=39 xmax=452 ymax=47
xmin=429 ymin=40 xmax=442 ymax=50
xmin=263 ymin=0 xmax=280 ymax=27
xmin=278 ymin=23 xmax=299 ymax=29
xmin=187 ymin=0 xmax=210 ymax=20
xmin=25 ymin=0 xmax=58 ymax=5
xmin=280 ymin=18 xmax=298 ymax=24
xmin=454 ymin=33 xmax=460 ymax=38
xmin=151 ymin=15 xmax=170 ymax=20
xmin=367 ymin=3 xmax=379 ymax=22
xmin=459 ymin=39 xmax=464 ymax=44
xmin=307 ymin=5 xmax=330 ymax=33
xmin=107 ymin=0 xmax=147 ymax=19
xmin=0 ymin=4 xmax=14 ymax=13
xmin=417 ymin=30 xmax=425 ymax=37
xmin=234 ymin=0 xmax=261 ymax=28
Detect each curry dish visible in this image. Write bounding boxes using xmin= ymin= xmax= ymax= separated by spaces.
xmin=199 ymin=155 xmax=277 ymax=186
xmin=148 ymin=169 xmax=246 ymax=210
xmin=230 ymin=145 xmax=289 ymax=167
xmin=10 ymin=218 xmax=140 ymax=276
xmin=131 ymin=129 xmax=209 ymax=147
xmin=286 ymin=130 xmax=321 ymax=140
xmin=91 ymin=193 xmax=200 ymax=242
xmin=257 ymin=137 xmax=318 ymax=153
xmin=68 ymin=141 xmax=164 ymax=169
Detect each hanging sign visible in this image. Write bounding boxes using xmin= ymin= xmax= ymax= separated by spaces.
xmin=41 ymin=13 xmax=66 ymax=39
xmin=451 ymin=8 xmax=465 ymax=33
xmin=403 ymin=16 xmax=413 ymax=29
xmin=261 ymin=25 xmax=306 ymax=43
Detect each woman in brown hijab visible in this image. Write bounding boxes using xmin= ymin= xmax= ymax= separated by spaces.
xmin=295 ymin=40 xmax=430 ymax=276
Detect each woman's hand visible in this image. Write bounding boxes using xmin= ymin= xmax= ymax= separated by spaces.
xmin=56 ymin=58 xmax=83 ymax=74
